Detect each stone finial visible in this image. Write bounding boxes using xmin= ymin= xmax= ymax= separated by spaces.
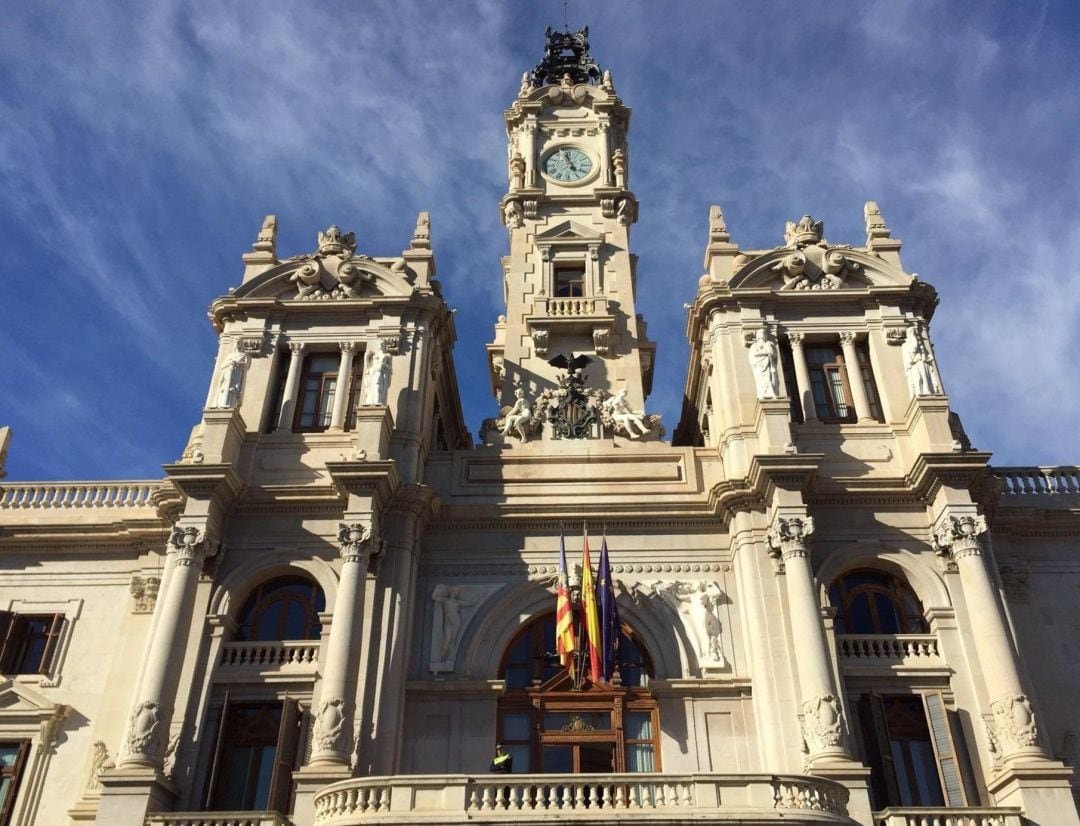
xmin=411 ymin=211 xmax=431 ymax=249
xmin=518 ymin=72 xmax=532 ymax=98
xmin=252 ymin=214 xmax=277 ymax=254
xmin=709 ymin=205 xmax=730 ymax=243
xmin=864 ymin=201 xmax=890 ymax=242
xmin=316 ymin=225 xmax=357 ymax=257
xmin=601 ymin=69 xmax=615 ymax=93
xmin=0 ymin=426 xmax=10 ymax=479
xmin=784 ymin=215 xmax=825 ymax=249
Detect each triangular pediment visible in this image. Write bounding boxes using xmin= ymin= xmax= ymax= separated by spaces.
xmin=0 ymin=678 xmax=60 ymax=717
xmin=536 ymin=221 xmax=603 ymax=244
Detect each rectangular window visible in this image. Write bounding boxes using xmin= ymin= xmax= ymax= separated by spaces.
xmin=0 ymin=742 xmax=29 ymax=826
xmin=294 ymin=354 xmax=341 ymax=431
xmin=554 ymin=265 xmax=585 ymax=298
xmin=858 ymin=693 xmax=968 ymax=811
xmin=206 ymin=695 xmax=301 ymax=813
xmin=806 ymin=346 xmax=855 ymax=423
xmin=0 ymin=612 xmax=65 ymax=676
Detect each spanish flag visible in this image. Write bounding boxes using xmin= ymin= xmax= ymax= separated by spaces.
xmin=555 ymin=532 xmax=577 ymax=676
xmin=580 ymin=525 xmax=602 ymax=682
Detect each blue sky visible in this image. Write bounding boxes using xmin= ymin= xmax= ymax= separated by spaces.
xmin=1 ymin=1 xmax=1078 ymax=480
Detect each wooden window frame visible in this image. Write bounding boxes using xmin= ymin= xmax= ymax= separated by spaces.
xmin=0 ymin=741 xmax=30 ymax=826
xmin=553 ymin=264 xmax=586 ymax=298
xmin=293 ymin=353 xmax=341 ymax=432
xmin=806 ymin=345 xmax=856 ymax=423
xmin=234 ymin=577 xmax=325 ymax=643
xmin=829 ymin=570 xmax=929 ymax=635
xmin=203 ymin=693 xmax=302 ymax=814
xmin=0 ymin=609 xmax=72 ymax=685
xmin=496 ymin=613 xmax=659 ymax=774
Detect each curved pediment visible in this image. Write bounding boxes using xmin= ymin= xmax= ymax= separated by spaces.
xmin=729 ymin=244 xmax=913 ymax=292
xmin=234 ymin=252 xmax=414 ymax=302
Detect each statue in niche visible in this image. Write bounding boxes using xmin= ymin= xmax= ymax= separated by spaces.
xmin=431 ymin=584 xmax=476 ymax=665
xmin=361 ymin=340 xmax=392 ymax=406
xmin=501 ymin=387 xmax=532 ymax=441
xmin=748 ymin=328 xmax=779 ymax=399
xmin=651 ymin=581 xmax=726 ymax=666
xmin=902 ymin=327 xmax=941 ymax=396
xmin=211 ymin=341 xmax=252 ymax=409
xmin=603 ymin=389 xmax=650 ymax=438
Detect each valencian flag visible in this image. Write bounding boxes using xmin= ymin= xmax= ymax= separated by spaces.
xmin=596 ymin=532 xmax=620 ymax=683
xmin=555 ymin=531 xmax=578 ymax=676
xmin=580 ymin=524 xmax=603 ymax=682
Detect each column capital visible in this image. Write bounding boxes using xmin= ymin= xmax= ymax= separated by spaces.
xmin=838 ymin=331 xmax=858 ymax=345
xmin=787 ymin=331 xmax=806 ymax=346
xmin=166 ymin=524 xmax=208 ymax=567
xmin=339 ymin=340 xmax=359 ymax=354
xmin=288 ymin=340 xmax=307 ymax=355
xmin=768 ymin=515 xmax=815 ymax=561
xmin=337 ymin=519 xmax=381 ymax=564
xmin=931 ymin=513 xmax=987 ymax=561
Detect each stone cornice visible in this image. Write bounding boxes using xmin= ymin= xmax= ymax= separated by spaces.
xmin=325 ymin=460 xmax=401 ymax=508
xmin=161 ymin=463 xmax=244 ymax=508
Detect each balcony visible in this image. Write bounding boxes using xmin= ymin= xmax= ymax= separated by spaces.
xmin=216 ymin=641 xmax=320 ymax=681
xmin=146 ymin=814 xmax=290 ymax=826
xmin=873 ymin=808 xmax=1022 ymax=826
xmin=837 ymin=635 xmax=945 ymax=678
xmin=312 ymin=773 xmax=852 ymax=824
xmin=526 ymin=297 xmax=615 ymax=356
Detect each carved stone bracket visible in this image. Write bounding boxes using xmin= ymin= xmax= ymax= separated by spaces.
xmin=592 ymin=327 xmax=610 ymax=356
xmin=532 ymin=329 xmax=550 ymax=357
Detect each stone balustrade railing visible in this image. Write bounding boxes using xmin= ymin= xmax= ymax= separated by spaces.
xmin=146 ymin=814 xmax=290 ymax=826
xmin=219 ymin=640 xmax=319 ymax=669
xmin=838 ymin=634 xmax=940 ymax=661
xmin=313 ymin=773 xmax=850 ymax=823
xmin=542 ymin=296 xmax=608 ymax=318
xmin=874 ymin=807 xmax=1023 ymax=826
xmin=993 ymin=466 xmax=1080 ymax=495
xmin=0 ymin=481 xmax=163 ymax=509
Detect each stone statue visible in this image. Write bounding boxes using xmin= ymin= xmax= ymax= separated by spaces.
xmin=652 ymin=581 xmax=726 ymax=666
xmin=501 ymin=387 xmax=532 ymax=441
xmin=603 ymin=389 xmax=650 ymax=438
xmin=361 ymin=340 xmax=392 ymax=406
xmin=748 ymin=329 xmax=779 ymax=399
xmin=902 ymin=327 xmax=941 ymax=396
xmin=211 ymin=341 xmax=252 ymax=409
xmin=431 ymin=584 xmax=476 ymax=665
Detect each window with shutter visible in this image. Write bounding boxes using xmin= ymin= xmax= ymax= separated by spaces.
xmin=0 ymin=741 xmax=30 ymax=826
xmin=0 ymin=613 xmax=66 ymax=676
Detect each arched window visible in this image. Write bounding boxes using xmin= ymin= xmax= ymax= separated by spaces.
xmin=234 ymin=576 xmax=325 ymax=642
xmin=496 ymin=612 xmax=658 ymax=774
xmin=828 ymin=569 xmax=928 ymax=635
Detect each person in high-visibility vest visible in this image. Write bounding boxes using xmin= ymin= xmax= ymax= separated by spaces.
xmin=489 ymin=742 xmax=513 ymax=773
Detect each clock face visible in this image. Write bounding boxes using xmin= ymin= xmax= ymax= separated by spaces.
xmin=543 ymin=146 xmax=594 ymax=183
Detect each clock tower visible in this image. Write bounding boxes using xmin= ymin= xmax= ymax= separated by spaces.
xmin=484 ymin=27 xmax=658 ymax=443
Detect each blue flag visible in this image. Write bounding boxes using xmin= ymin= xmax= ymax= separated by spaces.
xmin=596 ymin=534 xmax=620 ymax=683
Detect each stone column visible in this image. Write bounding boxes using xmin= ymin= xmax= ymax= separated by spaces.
xmin=932 ymin=514 xmax=1046 ymax=762
xmin=276 ymin=342 xmax=306 ymax=430
xmin=119 ymin=525 xmax=208 ymax=768
xmin=309 ymin=519 xmax=377 ymax=767
xmin=787 ymin=333 xmax=818 ymax=423
xmin=329 ymin=341 xmax=358 ymax=430
xmin=522 ymin=117 xmax=537 ymax=187
xmin=768 ymin=515 xmax=852 ymax=764
xmin=839 ymin=332 xmax=873 ymax=422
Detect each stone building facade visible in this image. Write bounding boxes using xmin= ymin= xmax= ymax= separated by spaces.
xmin=0 ymin=28 xmax=1078 ymax=826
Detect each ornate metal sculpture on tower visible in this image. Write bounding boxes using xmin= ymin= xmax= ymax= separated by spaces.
xmin=531 ymin=26 xmax=602 ymax=86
